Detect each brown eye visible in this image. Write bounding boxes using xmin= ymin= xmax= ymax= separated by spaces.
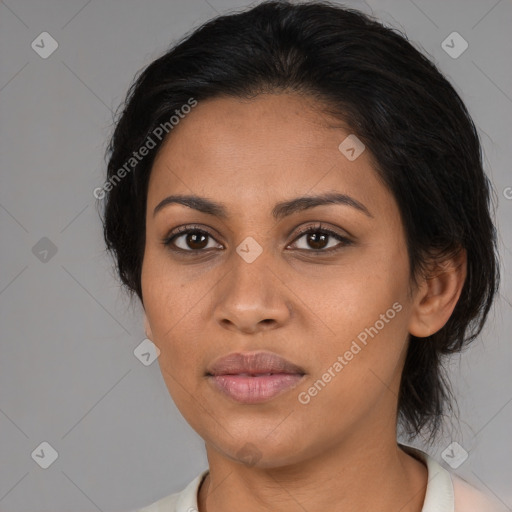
xmin=305 ymin=232 xmax=328 ymax=250
xmin=163 ymin=226 xmax=223 ymax=252
xmin=181 ymin=231 xmax=209 ymax=250
xmin=290 ymin=225 xmax=352 ymax=253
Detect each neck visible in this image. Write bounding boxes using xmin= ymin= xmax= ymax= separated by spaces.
xmin=198 ymin=428 xmax=428 ymax=512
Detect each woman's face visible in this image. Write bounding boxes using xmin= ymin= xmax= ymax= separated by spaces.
xmin=141 ymin=93 xmax=420 ymax=467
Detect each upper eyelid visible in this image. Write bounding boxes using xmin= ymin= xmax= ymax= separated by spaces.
xmin=167 ymin=223 xmax=345 ymax=239
xmin=165 ymin=223 xmax=350 ymax=248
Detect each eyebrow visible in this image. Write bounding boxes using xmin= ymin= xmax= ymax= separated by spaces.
xmin=153 ymin=192 xmax=373 ymax=220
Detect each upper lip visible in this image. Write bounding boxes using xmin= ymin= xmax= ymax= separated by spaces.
xmin=206 ymin=351 xmax=306 ymax=376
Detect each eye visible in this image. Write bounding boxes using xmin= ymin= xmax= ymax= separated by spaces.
xmin=162 ymin=225 xmax=223 ymax=252
xmin=288 ymin=223 xmax=352 ymax=253
xmin=162 ymin=223 xmax=352 ymax=255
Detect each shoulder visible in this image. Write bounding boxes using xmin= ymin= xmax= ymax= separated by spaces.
xmin=451 ymin=473 xmax=510 ymax=512
xmin=133 ymin=470 xmax=208 ymax=512
xmin=399 ymin=443 xmax=508 ymax=512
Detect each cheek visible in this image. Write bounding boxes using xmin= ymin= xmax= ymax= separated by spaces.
xmin=316 ymin=258 xmax=407 ymax=340
xmin=142 ymin=246 xmax=193 ymax=329
xmin=144 ymin=288 xmax=206 ymax=416
xmin=294 ymin=314 xmax=409 ymax=438
xmin=300 ymin=256 xmax=411 ymax=397
xmin=141 ymin=252 xmax=201 ymax=373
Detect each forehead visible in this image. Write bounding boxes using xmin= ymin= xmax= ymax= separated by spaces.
xmin=147 ymin=93 xmax=391 ymax=219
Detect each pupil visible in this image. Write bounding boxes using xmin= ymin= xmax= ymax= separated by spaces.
xmin=188 ymin=232 xmax=208 ymax=250
xmin=309 ymin=232 xmax=327 ymax=249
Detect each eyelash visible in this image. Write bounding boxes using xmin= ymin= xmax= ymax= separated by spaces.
xmin=161 ymin=223 xmax=352 ymax=255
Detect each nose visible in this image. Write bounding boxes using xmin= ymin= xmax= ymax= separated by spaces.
xmin=213 ymin=249 xmax=292 ymax=334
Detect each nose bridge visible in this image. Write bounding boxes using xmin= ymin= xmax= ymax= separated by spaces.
xmin=214 ymin=242 xmax=290 ymax=331
xmin=226 ymin=243 xmax=273 ymax=304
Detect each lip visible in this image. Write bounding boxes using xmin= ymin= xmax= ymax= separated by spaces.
xmin=206 ymin=351 xmax=306 ymax=404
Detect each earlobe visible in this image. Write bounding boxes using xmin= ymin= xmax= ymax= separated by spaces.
xmin=408 ymin=248 xmax=467 ymax=338
xmin=143 ymin=313 xmax=153 ymax=340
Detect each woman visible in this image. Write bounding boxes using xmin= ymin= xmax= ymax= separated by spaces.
xmin=99 ymin=1 xmax=507 ymax=510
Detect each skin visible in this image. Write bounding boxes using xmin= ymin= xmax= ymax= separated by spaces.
xmin=141 ymin=92 xmax=467 ymax=512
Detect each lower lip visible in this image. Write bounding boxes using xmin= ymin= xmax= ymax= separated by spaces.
xmin=208 ymin=374 xmax=304 ymax=404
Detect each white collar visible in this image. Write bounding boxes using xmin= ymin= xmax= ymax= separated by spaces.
xmin=399 ymin=443 xmax=455 ymax=512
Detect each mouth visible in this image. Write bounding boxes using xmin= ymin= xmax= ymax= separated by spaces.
xmin=206 ymin=351 xmax=306 ymax=404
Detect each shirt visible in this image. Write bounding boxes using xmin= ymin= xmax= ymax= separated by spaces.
xmin=134 ymin=443 xmax=509 ymax=512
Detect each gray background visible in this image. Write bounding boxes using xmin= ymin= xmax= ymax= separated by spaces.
xmin=0 ymin=0 xmax=511 ymax=510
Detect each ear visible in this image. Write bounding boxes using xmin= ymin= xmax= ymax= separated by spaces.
xmin=143 ymin=312 xmax=153 ymax=341
xmin=408 ymin=247 xmax=467 ymax=338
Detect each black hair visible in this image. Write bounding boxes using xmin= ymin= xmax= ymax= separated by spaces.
xmin=99 ymin=0 xmax=500 ymax=445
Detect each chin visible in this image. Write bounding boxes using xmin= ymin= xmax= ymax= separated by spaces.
xmin=209 ymin=430 xmax=312 ymax=469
